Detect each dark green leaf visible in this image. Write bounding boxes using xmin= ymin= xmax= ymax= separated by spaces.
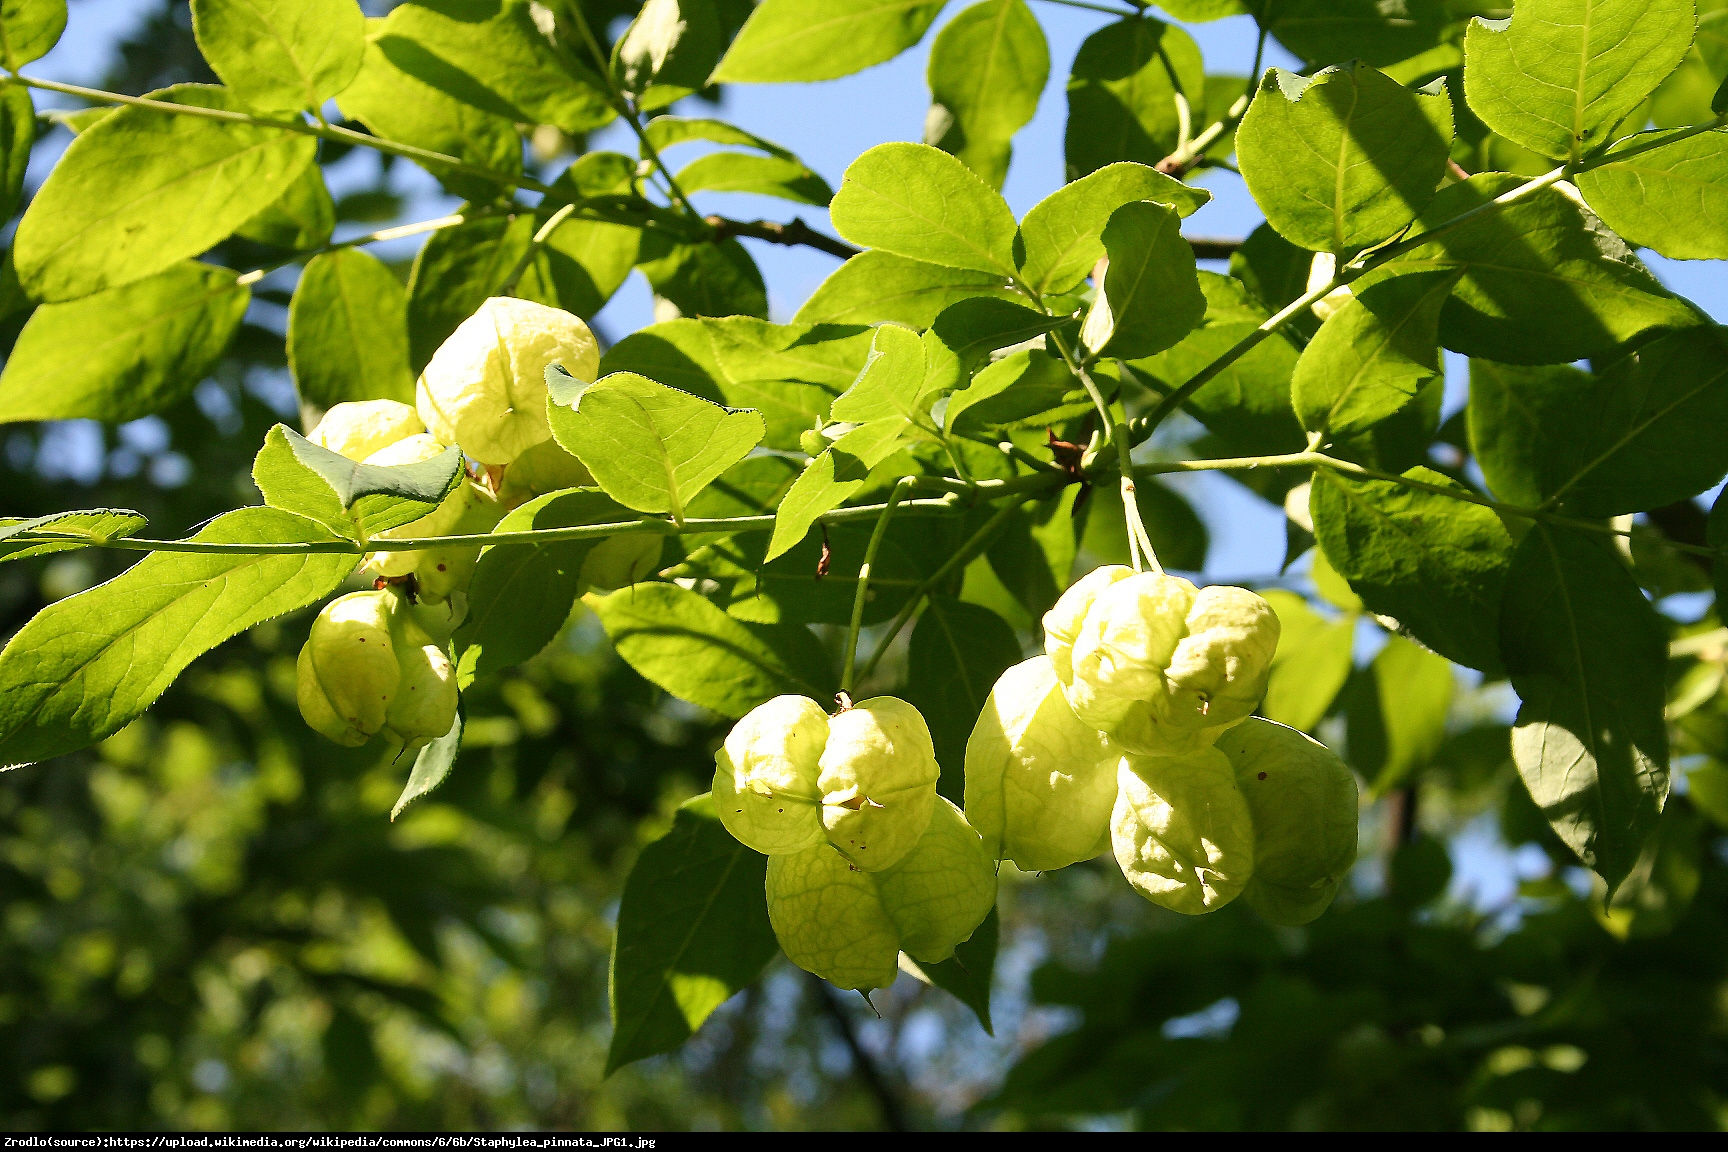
xmin=0 ymin=262 xmax=248 ymax=424
xmin=591 ymin=581 xmax=834 ymax=716
xmin=14 ymin=84 xmax=317 ymax=302
xmin=639 ymin=236 xmax=768 ymax=320
xmin=607 ymin=792 xmax=778 ymax=1073
xmin=925 ymin=0 xmax=1049 ymax=191
xmin=1467 ymin=327 xmax=1728 ymax=516
xmin=1366 ymin=635 xmax=1454 ymax=794
xmin=1377 ymin=173 xmax=1697 ymax=364
xmin=713 ymin=0 xmax=945 ymax=83
xmin=1259 ymin=590 xmax=1355 ymax=733
xmin=906 ymin=597 xmax=1023 ymax=801
xmin=406 ymin=213 xmax=530 ymax=372
xmin=455 ymin=490 xmax=643 ymax=686
xmin=1064 ymin=16 xmax=1204 ymax=181
xmin=830 ymin=141 xmax=1020 ymax=277
xmin=1016 ymin=161 xmax=1209 ymax=296
xmin=1236 ymin=63 xmax=1453 ymax=253
xmin=946 ymin=347 xmax=1081 ymax=436
xmin=236 ymin=158 xmax=336 ymax=250
xmin=1501 ymin=526 xmax=1670 ymax=894
xmin=1081 ymin=200 xmax=1205 ymax=359
xmin=0 ymin=84 xmax=34 ymax=223
xmin=288 ymin=249 xmax=415 ymax=409
xmin=0 ymin=507 xmax=356 ymax=767
xmin=920 ymin=904 xmax=998 ymax=1034
xmin=614 ymin=0 xmax=722 ymax=111
xmin=252 ymin=425 xmax=463 ymax=539
xmin=190 ymin=0 xmax=365 ymax=111
xmin=1310 ymin=466 xmax=1513 ymax=674
xmin=1463 ymin=0 xmax=1696 ymax=161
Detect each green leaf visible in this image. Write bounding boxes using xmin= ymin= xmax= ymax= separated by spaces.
xmin=1083 ymin=471 xmax=1209 ymax=573
xmin=1464 ymin=0 xmax=1697 ymax=161
xmin=765 ymin=419 xmax=911 ymax=562
xmin=590 ymin=581 xmax=834 ymax=716
xmin=1064 ymin=16 xmax=1204 ymax=181
xmin=547 ymin=371 xmax=765 ymax=521
xmin=0 ymin=507 xmax=356 ymax=767
xmin=0 ymin=0 xmax=65 ymax=69
xmin=946 ymin=347 xmax=1080 ymax=436
xmin=1228 ymin=222 xmax=1322 ymax=339
xmin=1016 ymin=161 xmax=1210 ymax=296
xmin=0 ymin=509 xmax=147 ymax=565
xmin=644 ymin=115 xmax=805 ymax=157
xmin=1259 ymin=590 xmax=1355 ymax=733
xmin=391 ymin=709 xmax=462 ymax=820
xmin=288 ymin=249 xmax=415 ymax=409
xmin=455 ymin=490 xmax=643 ymax=686
xmin=607 ymin=792 xmax=778 ymax=1074
xmin=1500 ymin=525 xmax=1670 ymax=894
xmin=1126 ymin=273 xmax=1305 ymax=460
xmin=190 ymin=0 xmax=365 ymax=112
xmin=792 ymin=250 xmax=1020 ymax=328
xmin=0 ymin=84 xmax=34 ymax=224
xmin=1468 ymin=327 xmax=1728 ymax=516
xmin=1264 ymin=0 xmax=1450 ymax=69
xmin=713 ymin=0 xmax=945 ymax=83
xmin=405 ymin=214 xmax=527 ymax=373
xmin=830 ymin=141 xmax=1020 ymax=277
xmin=601 ymin=317 xmax=871 ymax=451
xmin=929 ymin=297 xmax=1069 ymax=378
xmin=1366 ymin=635 xmax=1453 ymax=795
xmin=14 ymin=84 xmax=317 ymax=302
xmin=531 ymin=153 xmax=644 ymax=317
xmin=924 ymin=0 xmax=1049 ymax=191
xmin=1236 ymin=63 xmax=1454 ymax=253
xmin=251 ymin=425 xmax=464 ymax=539
xmin=673 ymin=152 xmax=832 ymax=205
xmin=1377 ymin=173 xmax=1698 ymax=364
xmin=0 ymin=262 xmax=248 ymax=424
xmin=1292 ymin=270 xmax=1457 ymax=438
xmin=983 ymin=491 xmax=1078 ymax=622
xmin=919 ymin=904 xmax=997 ymax=1034
xmin=372 ymin=0 xmax=613 ymax=133
xmin=638 ymin=236 xmax=769 ymax=320
xmin=337 ymin=21 xmax=522 ymax=200
xmin=1310 ymin=466 xmax=1513 ymax=674
xmin=614 ymin=0 xmax=722 ymax=111
xmin=1080 ymin=200 xmax=1205 ymax=360
xmin=1576 ymin=128 xmax=1728 ymax=261
xmin=1713 ymin=486 xmax=1728 ymax=608
xmin=906 ymin=597 xmax=1022 ymax=801
xmin=1158 ymin=0 xmax=1245 ymax=20
xmin=236 ymin=158 xmax=336 ymax=250
xmin=830 ymin=322 xmax=930 ymax=423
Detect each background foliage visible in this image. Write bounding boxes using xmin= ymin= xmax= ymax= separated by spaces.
xmin=2 ymin=0 xmax=1727 ymax=1133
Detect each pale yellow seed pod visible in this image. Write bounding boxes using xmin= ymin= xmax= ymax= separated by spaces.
xmin=307 ymin=399 xmax=424 ymax=463
xmin=496 ymin=437 xmax=596 ymax=510
xmin=579 ymin=534 xmax=664 ymax=594
xmin=874 ymin=797 xmax=997 ymax=965
xmin=964 ymin=655 xmax=1118 ymax=871
xmin=819 ymin=697 xmax=940 ymax=872
xmin=1066 ymin=572 xmax=1280 ymax=756
xmin=766 ymin=841 xmax=902 ymax=992
xmin=382 ymin=615 xmax=459 ymax=755
xmin=1042 ymin=564 xmax=1134 ymax=685
xmin=1215 ymin=717 xmax=1359 ymax=926
xmin=1111 ymin=750 xmax=1255 ymax=914
xmin=416 ymin=297 xmax=600 ymax=465
xmin=296 ymin=590 xmax=401 ymax=747
xmin=362 ymin=435 xmax=504 ymax=604
xmin=713 ymin=695 xmax=829 ymax=856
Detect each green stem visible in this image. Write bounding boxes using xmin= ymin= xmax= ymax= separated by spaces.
xmin=1029 ymin=0 xmax=1142 ymax=15
xmin=236 ymin=210 xmax=488 ymax=287
xmin=500 ymin=202 xmax=578 ymax=295
xmin=855 ymin=498 xmax=1026 ymax=687
xmin=1052 ymin=329 xmax=1158 ymax=572
xmin=841 ymin=478 xmax=916 ymax=694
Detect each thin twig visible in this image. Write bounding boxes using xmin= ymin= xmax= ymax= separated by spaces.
xmin=842 ymin=478 xmax=916 ymax=694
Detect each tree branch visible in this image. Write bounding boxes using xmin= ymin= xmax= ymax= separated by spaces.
xmin=814 ymin=978 xmax=910 ymax=1132
xmin=708 ymin=215 xmax=861 ymax=260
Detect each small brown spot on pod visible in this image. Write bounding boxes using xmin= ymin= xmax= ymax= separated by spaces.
xmin=1258 ymin=772 xmax=1268 ymax=780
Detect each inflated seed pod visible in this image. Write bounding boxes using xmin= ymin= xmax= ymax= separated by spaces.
xmin=874 ymin=797 xmax=997 ymax=964
xmin=579 ymin=533 xmax=664 ymax=593
xmin=964 ymin=655 xmax=1118 ymax=871
xmin=296 ymin=590 xmax=400 ymax=747
xmin=818 ymin=697 xmax=941 ymax=872
xmin=1215 ymin=717 xmax=1359 ymax=926
xmin=1042 ymin=564 xmax=1134 ymax=684
xmin=712 ymin=695 xmax=830 ymax=856
xmin=496 ymin=437 xmax=596 ymax=510
xmin=1112 ymin=749 xmax=1255 ymax=914
xmin=766 ymin=841 xmax=902 ymax=992
xmin=1064 ymin=571 xmax=1279 ymax=756
xmin=381 ymin=614 xmax=459 ymax=754
xmin=307 ymin=399 xmax=424 ymax=463
xmin=416 ymin=297 xmax=600 ymax=465
xmin=362 ymin=434 xmax=504 ymax=604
